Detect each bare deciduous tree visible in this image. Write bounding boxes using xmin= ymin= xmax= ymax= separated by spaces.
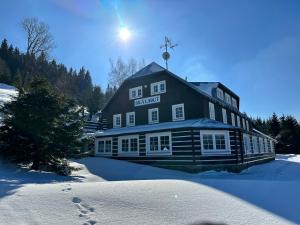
xmin=21 ymin=17 xmax=55 ymax=57
xmin=108 ymin=57 xmax=145 ymax=88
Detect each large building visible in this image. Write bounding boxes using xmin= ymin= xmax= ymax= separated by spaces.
xmin=95 ymin=62 xmax=275 ymax=172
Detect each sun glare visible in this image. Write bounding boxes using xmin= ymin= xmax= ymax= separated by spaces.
xmin=119 ymin=26 xmax=131 ymax=41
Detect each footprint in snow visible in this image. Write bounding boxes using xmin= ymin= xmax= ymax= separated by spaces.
xmin=72 ymin=197 xmax=97 ymax=225
xmin=62 ymin=183 xmax=72 ymax=192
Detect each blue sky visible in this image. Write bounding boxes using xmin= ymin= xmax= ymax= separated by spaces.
xmin=0 ymin=0 xmax=300 ymax=119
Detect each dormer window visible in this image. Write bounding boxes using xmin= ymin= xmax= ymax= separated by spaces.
xmin=129 ymin=86 xmax=142 ymax=100
xmin=216 ymin=88 xmax=224 ymax=100
xmin=113 ymin=114 xmax=121 ymax=128
xmin=225 ymin=93 xmax=231 ymax=105
xmin=232 ymin=98 xmax=237 ymax=109
xmin=172 ymin=103 xmax=185 ymax=121
xmin=126 ymin=112 xmax=135 ymax=127
xmin=151 ymin=81 xmax=166 ymax=95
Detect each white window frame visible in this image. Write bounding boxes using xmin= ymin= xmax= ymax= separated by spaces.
xmin=225 ymin=93 xmax=231 ymax=105
xmin=252 ymin=136 xmax=259 ymax=154
xmin=148 ymin=108 xmax=159 ymax=124
xmin=231 ymin=113 xmax=235 ymax=126
xmin=209 ymin=102 xmax=215 ymax=120
xmin=232 ymin=98 xmax=237 ymax=109
xmin=222 ymin=108 xmax=227 ymax=124
xmin=172 ymin=103 xmax=185 ymax=121
xmin=216 ymin=88 xmax=224 ymax=100
xmin=243 ymin=134 xmax=252 ymax=154
xmin=129 ymin=86 xmax=143 ymax=100
xmin=146 ymin=132 xmax=172 ymax=155
xmin=118 ymin=135 xmax=139 ymax=156
xmin=264 ymin=139 xmax=269 ymax=153
xmin=126 ymin=112 xmax=135 ymax=127
xmin=270 ymin=140 xmax=275 ymax=153
xmin=200 ymin=130 xmax=231 ymax=155
xmin=151 ymin=80 xmax=166 ymax=95
xmin=237 ymin=115 xmax=241 ymax=127
xmin=259 ymin=137 xmax=264 ymax=153
xmin=113 ymin=114 xmax=121 ymax=128
xmin=95 ymin=137 xmax=112 ymax=156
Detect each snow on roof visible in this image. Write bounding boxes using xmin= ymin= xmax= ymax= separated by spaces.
xmin=189 ymin=82 xmax=219 ymax=96
xmin=127 ymin=62 xmax=166 ymax=80
xmin=253 ymin=128 xmax=276 ymax=141
xmin=96 ymin=118 xmax=237 ymax=137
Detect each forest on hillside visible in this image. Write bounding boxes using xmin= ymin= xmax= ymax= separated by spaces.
xmin=0 ymin=38 xmax=113 ymax=116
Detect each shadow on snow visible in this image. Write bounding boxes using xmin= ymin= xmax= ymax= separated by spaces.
xmin=77 ymin=154 xmax=300 ymax=224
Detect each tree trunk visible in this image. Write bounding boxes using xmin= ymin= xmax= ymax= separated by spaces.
xmin=31 ymin=158 xmax=40 ymax=170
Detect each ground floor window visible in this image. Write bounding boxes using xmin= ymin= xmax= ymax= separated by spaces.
xmin=146 ymin=132 xmax=172 ymax=155
xmin=118 ymin=135 xmax=139 ymax=155
xmin=259 ymin=137 xmax=264 ymax=153
xmin=97 ymin=138 xmax=112 ymax=155
xmin=243 ymin=134 xmax=252 ymax=154
xmin=252 ymin=136 xmax=259 ymax=153
xmin=200 ymin=130 xmax=231 ymax=155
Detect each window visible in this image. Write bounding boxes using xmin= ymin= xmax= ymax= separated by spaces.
xmin=146 ymin=132 xmax=172 ymax=155
xmin=242 ymin=118 xmax=246 ymax=129
xmin=225 ymin=93 xmax=231 ymax=105
xmin=96 ymin=138 xmax=112 ymax=155
xmin=246 ymin=120 xmax=249 ymax=131
xmin=209 ymin=102 xmax=215 ymax=120
xmin=216 ymin=88 xmax=224 ymax=100
xmin=126 ymin=112 xmax=135 ymax=126
xmin=267 ymin=139 xmax=271 ymax=152
xmin=270 ymin=140 xmax=274 ymax=153
xmin=232 ymin=98 xmax=237 ymax=109
xmin=151 ymin=80 xmax=166 ymax=95
xmin=231 ymin=113 xmax=235 ymax=126
xmin=264 ymin=139 xmax=269 ymax=153
xmin=215 ymin=134 xmax=226 ymax=150
xmin=172 ymin=103 xmax=185 ymax=121
xmin=259 ymin=137 xmax=264 ymax=153
xmin=243 ymin=134 xmax=251 ymax=154
xmin=222 ymin=108 xmax=227 ymax=124
xmin=118 ymin=135 xmax=139 ymax=155
xmin=113 ymin=114 xmax=121 ymax=128
xmin=200 ymin=130 xmax=230 ymax=154
xmin=148 ymin=108 xmax=159 ymax=124
xmin=203 ymin=134 xmax=214 ymax=150
xmin=129 ymin=86 xmax=142 ymax=100
xmin=252 ymin=136 xmax=259 ymax=153
xmin=236 ymin=115 xmax=241 ymax=127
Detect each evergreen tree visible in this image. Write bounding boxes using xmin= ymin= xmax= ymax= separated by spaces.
xmin=269 ymin=113 xmax=280 ymax=138
xmin=0 ymin=58 xmax=11 ymax=83
xmin=0 ymin=78 xmax=83 ymax=173
xmin=87 ymin=86 xmax=104 ymax=117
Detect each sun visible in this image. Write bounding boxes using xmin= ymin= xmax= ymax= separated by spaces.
xmin=119 ymin=26 xmax=131 ymax=41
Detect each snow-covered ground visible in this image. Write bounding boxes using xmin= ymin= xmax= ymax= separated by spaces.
xmin=0 ymin=155 xmax=299 ymax=225
xmin=0 ymin=83 xmax=17 ymax=104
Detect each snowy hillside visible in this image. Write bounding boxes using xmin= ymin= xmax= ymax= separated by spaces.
xmin=0 ymin=155 xmax=300 ymax=225
xmin=0 ymin=83 xmax=17 ymax=104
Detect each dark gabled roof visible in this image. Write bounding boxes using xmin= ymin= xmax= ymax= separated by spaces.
xmin=126 ymin=62 xmax=166 ymax=80
xmin=95 ymin=118 xmax=238 ymax=137
xmin=189 ymin=82 xmax=240 ymax=100
xmin=102 ymin=62 xmax=244 ymax=117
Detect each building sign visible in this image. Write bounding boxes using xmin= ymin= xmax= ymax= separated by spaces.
xmin=134 ymin=95 xmax=160 ymax=107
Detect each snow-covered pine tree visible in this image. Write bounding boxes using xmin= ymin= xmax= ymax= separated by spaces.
xmin=0 ymin=78 xmax=83 ymax=174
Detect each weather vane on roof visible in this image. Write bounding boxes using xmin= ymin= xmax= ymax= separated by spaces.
xmin=160 ymin=36 xmax=178 ymax=70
